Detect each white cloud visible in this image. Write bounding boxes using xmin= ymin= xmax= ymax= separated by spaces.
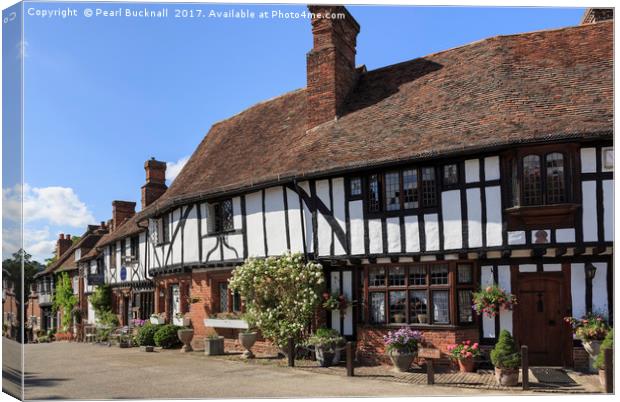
xmin=3 ymin=183 xmax=95 ymax=227
xmin=2 ymin=225 xmax=56 ymax=264
xmin=166 ymin=156 xmax=190 ymax=184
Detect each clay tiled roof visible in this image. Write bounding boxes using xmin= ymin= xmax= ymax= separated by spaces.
xmin=131 ymin=21 xmax=610 ymax=224
xmin=38 ymin=228 xmax=108 ymax=276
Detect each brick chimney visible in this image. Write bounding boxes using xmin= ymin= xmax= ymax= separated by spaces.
xmin=306 ymin=5 xmax=360 ymax=130
xmin=112 ymin=200 xmax=136 ymax=231
xmin=56 ymin=234 xmax=72 ymax=258
xmin=141 ymin=158 xmax=167 ymax=209
xmin=581 ymin=8 xmax=613 ymax=24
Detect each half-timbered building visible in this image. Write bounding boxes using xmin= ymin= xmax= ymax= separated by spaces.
xmin=94 ymin=6 xmax=613 ymax=367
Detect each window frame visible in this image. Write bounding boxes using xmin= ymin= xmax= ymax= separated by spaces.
xmin=363 ymin=262 xmax=477 ymax=327
xmin=207 ymin=198 xmax=235 ymax=235
xmin=130 ymin=235 xmax=140 ymax=261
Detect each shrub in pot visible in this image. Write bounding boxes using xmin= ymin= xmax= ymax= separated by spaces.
xmin=490 ymin=330 xmax=521 ymax=386
xmin=153 ymin=324 xmax=182 ymax=349
xmin=593 ymin=328 xmax=613 ymax=387
xmin=447 ymin=340 xmax=481 ymax=373
xmin=205 ymin=334 xmax=225 ymax=356
xmin=384 ymin=328 xmax=423 ymax=372
xmin=306 ymin=328 xmax=345 ymax=367
xmin=135 ymin=323 xmax=158 ymax=347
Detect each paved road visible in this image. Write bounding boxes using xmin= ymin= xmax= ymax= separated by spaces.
xmin=16 ymin=340 xmax=515 ymax=400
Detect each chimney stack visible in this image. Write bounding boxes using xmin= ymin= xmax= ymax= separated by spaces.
xmin=56 ymin=233 xmax=72 ymax=258
xmin=306 ymin=5 xmax=360 ymax=130
xmin=141 ymin=157 xmax=167 ymax=209
xmin=112 ymin=200 xmax=136 ymax=231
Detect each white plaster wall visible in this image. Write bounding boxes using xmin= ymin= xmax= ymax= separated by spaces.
xmin=603 ymin=179 xmax=613 ymax=241
xmin=555 ymin=229 xmax=575 ymax=243
xmin=484 ymin=156 xmax=500 ymax=181
xmin=286 ymin=188 xmax=305 ymax=254
xmin=485 ymin=186 xmax=502 ymax=247
xmin=442 ymin=190 xmax=462 ymax=249
xmin=466 ymin=188 xmax=482 ymax=248
xmin=368 ymin=219 xmax=383 ymax=254
xmin=139 ymin=232 xmax=148 ymax=280
xmin=582 ymin=181 xmax=598 ymax=242
xmin=233 ymin=197 xmax=242 ymax=230
xmin=519 ymin=264 xmax=537 ymax=273
xmin=386 ymin=217 xmax=401 ymax=253
xmin=481 ymin=266 xmax=495 ymax=338
xmin=349 ymin=200 xmax=365 ymax=255
xmin=223 ymin=233 xmax=244 ymax=260
xmin=183 ymin=205 xmax=199 ymax=264
xmin=543 ymin=263 xmax=562 ymax=272
xmin=172 ymin=208 xmax=183 ymax=265
xmin=245 ymin=191 xmax=265 ymax=257
xmin=404 ymin=215 xmax=420 ymax=253
xmin=200 ymin=203 xmax=208 ymax=237
xmin=497 ymin=265 xmax=512 ymax=334
xmin=203 ymin=236 xmax=221 ymax=262
xmin=592 ymin=262 xmax=608 ymax=316
xmin=507 ymin=231 xmax=526 ymax=245
xmin=316 ymin=180 xmax=332 ymax=256
xmin=424 ymin=214 xmax=440 ymax=251
xmin=332 ymin=178 xmax=347 ymax=255
xmin=465 ymin=159 xmax=480 ymax=183
xmin=299 ymin=181 xmax=314 ymax=253
xmin=571 ymin=263 xmax=586 ymax=319
xmin=264 ymin=187 xmax=287 ymax=256
xmin=580 ymin=147 xmax=597 ymax=173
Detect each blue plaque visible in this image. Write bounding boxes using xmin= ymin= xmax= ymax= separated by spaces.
xmin=120 ymin=267 xmax=127 ymax=281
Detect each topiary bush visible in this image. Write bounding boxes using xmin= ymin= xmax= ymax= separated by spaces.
xmin=136 ymin=323 xmax=159 ymax=347
xmin=490 ymin=330 xmax=521 ymax=369
xmin=153 ymin=324 xmax=182 ymax=349
xmin=594 ymin=328 xmax=613 ymax=370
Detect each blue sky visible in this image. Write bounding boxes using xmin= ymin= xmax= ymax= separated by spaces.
xmin=9 ymin=1 xmax=585 ymax=263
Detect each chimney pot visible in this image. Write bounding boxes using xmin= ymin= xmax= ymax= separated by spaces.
xmin=141 ymin=158 xmax=168 ymax=209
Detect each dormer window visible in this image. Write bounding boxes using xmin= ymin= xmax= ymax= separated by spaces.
xmin=208 ymin=199 xmax=234 ymax=234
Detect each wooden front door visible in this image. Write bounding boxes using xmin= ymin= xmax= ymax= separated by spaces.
xmin=516 ymin=273 xmax=568 ymax=366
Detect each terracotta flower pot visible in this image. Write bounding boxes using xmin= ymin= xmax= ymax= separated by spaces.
xmin=458 ymin=357 xmax=476 ymax=373
xmin=177 ymin=328 xmax=194 ymax=352
xmin=495 ymin=367 xmax=519 ymax=387
xmin=389 ymin=349 xmax=416 ymax=372
xmin=239 ymin=332 xmax=257 ymax=358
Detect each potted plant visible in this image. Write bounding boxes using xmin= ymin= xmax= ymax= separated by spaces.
xmin=306 ymin=328 xmax=346 ymax=367
xmin=447 ymin=340 xmax=481 ymax=372
xmin=177 ymin=319 xmax=194 ymax=352
xmin=383 ymin=328 xmax=423 ymax=372
xmin=150 ymin=313 xmax=165 ymax=325
xmin=322 ymin=292 xmax=350 ymax=316
xmin=564 ymin=313 xmax=610 ymax=372
xmin=473 ymin=285 xmax=517 ymax=318
xmin=204 ymin=333 xmax=225 ymax=356
xmin=238 ymin=316 xmax=258 ymax=358
xmin=593 ymin=329 xmax=613 ymax=387
xmin=490 ymin=330 xmax=521 ymax=386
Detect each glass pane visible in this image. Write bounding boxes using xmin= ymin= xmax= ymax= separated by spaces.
xmin=511 ymin=159 xmax=519 ymax=207
xmin=369 ymin=267 xmax=386 ymax=287
xmin=403 ymin=169 xmax=419 ymax=209
xmin=432 ymin=290 xmax=450 ymax=324
xmin=421 ymin=167 xmax=437 ymax=206
xmin=368 ymin=174 xmax=381 ymax=212
xmin=222 ymin=199 xmax=234 ymax=231
xmin=443 ymin=164 xmax=458 ymax=185
xmin=457 ymin=264 xmax=473 ymax=284
xmin=409 ymin=290 xmax=428 ymax=323
xmin=232 ymin=291 xmax=242 ymax=312
xmin=389 ymin=291 xmax=407 ymax=323
xmin=370 ymin=292 xmax=385 ymax=324
xmin=430 ymin=264 xmax=449 ymax=285
xmin=388 ymin=266 xmax=405 ymax=286
xmin=385 ymin=172 xmax=401 ymax=211
xmin=523 ymin=155 xmax=542 ymax=205
xmin=219 ymin=283 xmax=228 ymax=312
xmin=408 ymin=265 xmax=426 ymax=285
xmin=458 ymin=290 xmax=473 ymax=323
xmin=350 ymin=177 xmax=362 ymax=196
xmin=546 ymin=153 xmax=566 ymax=204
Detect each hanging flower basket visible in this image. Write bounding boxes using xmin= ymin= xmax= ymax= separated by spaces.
xmin=322 ymin=292 xmax=350 ymax=315
xmin=472 ymin=285 xmax=516 ymax=318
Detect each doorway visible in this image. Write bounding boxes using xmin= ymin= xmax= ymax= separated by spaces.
xmin=516 ymin=272 xmax=570 ymax=366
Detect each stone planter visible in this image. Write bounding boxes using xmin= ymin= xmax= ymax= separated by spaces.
xmin=458 ymin=357 xmax=475 ymax=373
xmin=177 ymin=328 xmax=194 ymax=352
xmin=239 ymin=332 xmax=257 ymax=358
xmin=388 ymin=349 xmax=416 ymax=372
xmin=205 ymin=336 xmax=225 ymax=356
xmin=494 ymin=367 xmax=519 ymax=387
xmin=315 ymin=346 xmax=342 ymax=367
xmin=417 ymin=314 xmax=428 ymax=324
xmin=150 ymin=316 xmax=165 ymax=325
xmin=583 ymin=340 xmax=603 ymax=373
xmin=142 ymin=345 xmax=154 ymax=352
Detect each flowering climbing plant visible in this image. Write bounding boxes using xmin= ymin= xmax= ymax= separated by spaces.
xmin=563 ymin=313 xmax=610 ymax=342
xmin=447 ymin=340 xmax=481 ymax=361
xmin=472 ymin=285 xmax=517 ymax=318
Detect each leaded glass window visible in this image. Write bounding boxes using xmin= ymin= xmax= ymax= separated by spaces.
xmin=523 ymin=155 xmax=542 ymax=206
xmin=546 ymin=153 xmax=566 ymax=204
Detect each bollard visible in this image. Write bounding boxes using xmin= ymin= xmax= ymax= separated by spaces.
xmin=287 ymin=337 xmax=295 ymax=367
xmin=604 ymin=348 xmax=613 ymax=393
xmin=427 ymin=359 xmax=435 ymax=385
xmin=346 ymin=341 xmax=355 ymax=377
xmin=521 ymin=345 xmax=529 ymax=390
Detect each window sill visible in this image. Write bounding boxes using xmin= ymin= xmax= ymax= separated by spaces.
xmin=360 ymin=323 xmax=477 ymax=331
xmin=505 ymin=203 xmax=579 ymax=230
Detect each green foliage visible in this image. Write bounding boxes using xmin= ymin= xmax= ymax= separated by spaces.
xmin=490 ymin=330 xmax=521 ymax=369
xmin=228 ymin=252 xmax=324 ymax=348
xmin=153 ymin=324 xmax=182 ymax=349
xmin=96 ymin=310 xmax=119 ymax=327
xmin=52 ymin=272 xmax=78 ymax=331
xmin=594 ymin=329 xmax=614 ymax=370
xmin=136 ymin=323 xmax=159 ymax=347
xmin=306 ymin=328 xmax=345 ymax=351
xmin=89 ymin=285 xmax=113 ymax=315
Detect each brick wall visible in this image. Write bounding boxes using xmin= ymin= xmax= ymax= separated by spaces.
xmin=357 ymin=325 xmax=480 ymax=366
